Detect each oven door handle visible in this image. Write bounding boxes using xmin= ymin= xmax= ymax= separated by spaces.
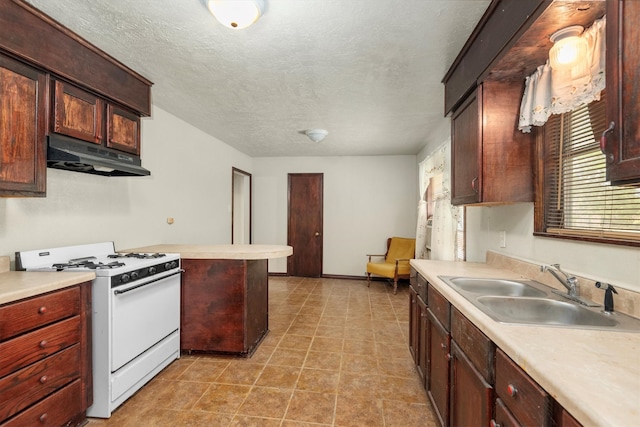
xmin=113 ymin=269 xmax=184 ymax=295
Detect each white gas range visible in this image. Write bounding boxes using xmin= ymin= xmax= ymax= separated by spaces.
xmin=16 ymin=242 xmax=181 ymax=418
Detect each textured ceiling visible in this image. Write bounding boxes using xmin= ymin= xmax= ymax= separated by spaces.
xmin=24 ymin=0 xmax=490 ymax=157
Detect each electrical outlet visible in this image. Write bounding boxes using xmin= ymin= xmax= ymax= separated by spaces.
xmin=499 ymin=231 xmax=506 ymax=248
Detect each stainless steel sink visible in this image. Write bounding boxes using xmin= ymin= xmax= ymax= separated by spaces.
xmin=438 ymin=275 xmax=640 ymax=332
xmin=476 ymin=296 xmax=617 ymax=327
xmin=446 ymin=277 xmax=547 ymax=297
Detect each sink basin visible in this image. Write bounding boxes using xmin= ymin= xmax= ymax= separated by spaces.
xmin=438 ymin=275 xmax=640 ymax=331
xmin=445 ymin=277 xmax=547 ymax=297
xmin=476 ymin=296 xmax=617 ymax=327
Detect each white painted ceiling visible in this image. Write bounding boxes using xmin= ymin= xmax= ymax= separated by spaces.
xmin=24 ymin=0 xmax=490 ymax=157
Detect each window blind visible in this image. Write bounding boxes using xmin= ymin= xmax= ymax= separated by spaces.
xmin=543 ymin=94 xmax=640 ymax=243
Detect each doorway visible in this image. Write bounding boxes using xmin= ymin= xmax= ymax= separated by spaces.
xmin=232 ymin=167 xmax=252 ymax=244
xmin=287 ymin=173 xmax=323 ymax=277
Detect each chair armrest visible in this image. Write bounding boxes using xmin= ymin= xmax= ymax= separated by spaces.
xmin=394 ymin=258 xmax=411 ymax=266
xmin=367 ymin=254 xmax=386 ymax=262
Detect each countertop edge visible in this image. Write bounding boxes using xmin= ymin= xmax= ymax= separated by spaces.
xmin=121 ymin=244 xmax=293 ymax=260
xmin=0 ymin=271 xmax=96 ymax=305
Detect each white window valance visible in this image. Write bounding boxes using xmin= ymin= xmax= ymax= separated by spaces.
xmin=518 ymin=16 xmax=606 ymax=133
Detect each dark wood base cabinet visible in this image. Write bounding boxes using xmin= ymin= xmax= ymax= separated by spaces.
xmin=409 ymin=268 xmax=583 ymax=427
xmin=0 ymin=283 xmax=92 ymax=426
xmin=180 ymin=258 xmax=268 ymax=357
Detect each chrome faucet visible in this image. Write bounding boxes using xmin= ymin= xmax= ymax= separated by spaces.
xmin=540 ymin=264 xmax=579 ymax=297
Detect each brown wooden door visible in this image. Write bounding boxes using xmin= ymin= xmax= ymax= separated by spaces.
xmin=450 ymin=340 xmax=493 ymax=427
xmin=0 ymin=54 xmax=47 ymax=197
xmin=53 ymin=79 xmax=104 ymax=145
xmin=451 ymin=86 xmax=481 ymax=205
xmin=428 ymin=310 xmax=450 ymax=427
xmin=287 ymin=173 xmax=323 ymax=277
xmin=605 ymin=0 xmax=640 ymax=185
xmin=107 ymin=103 xmax=140 ymax=155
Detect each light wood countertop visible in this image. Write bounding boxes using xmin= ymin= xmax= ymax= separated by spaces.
xmin=411 ymin=259 xmax=640 ymax=427
xmin=0 ymin=268 xmax=95 ymax=305
xmin=121 ymin=244 xmax=293 ymax=260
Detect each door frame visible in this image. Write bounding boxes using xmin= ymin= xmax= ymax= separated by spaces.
xmin=231 ymin=167 xmax=252 ymax=244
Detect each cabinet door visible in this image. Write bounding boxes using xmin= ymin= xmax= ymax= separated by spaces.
xmin=409 ymin=286 xmax=419 ymax=363
xmin=416 ymin=295 xmax=428 ymax=387
xmin=107 ymin=104 xmax=140 ymax=155
xmin=604 ymin=0 xmax=640 ymax=185
xmin=0 ymin=55 xmax=46 ymax=197
xmin=53 ymin=80 xmax=103 ymax=144
xmin=450 ymin=340 xmax=493 ymax=427
xmin=451 ymin=86 xmax=481 ymax=205
xmin=427 ymin=310 xmax=450 ymax=427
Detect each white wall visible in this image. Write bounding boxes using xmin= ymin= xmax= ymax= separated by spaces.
xmin=466 ymin=204 xmax=640 ymax=293
xmin=252 ymin=156 xmax=417 ymax=275
xmin=0 ymin=105 xmax=252 ymax=263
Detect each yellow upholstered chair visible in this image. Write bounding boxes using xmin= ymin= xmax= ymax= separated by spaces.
xmin=366 ymin=237 xmax=416 ymax=294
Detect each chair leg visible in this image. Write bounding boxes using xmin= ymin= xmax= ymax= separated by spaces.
xmin=367 ymin=273 xmax=371 ymax=287
xmin=393 ymin=279 xmax=398 ymax=295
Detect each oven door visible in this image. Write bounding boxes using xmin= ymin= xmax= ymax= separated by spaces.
xmin=111 ymin=270 xmax=181 ymax=372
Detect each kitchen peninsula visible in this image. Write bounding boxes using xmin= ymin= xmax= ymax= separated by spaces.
xmin=123 ymin=244 xmax=292 ymax=357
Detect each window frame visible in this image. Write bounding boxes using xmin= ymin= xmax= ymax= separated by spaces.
xmin=533 ymin=99 xmax=640 ymax=248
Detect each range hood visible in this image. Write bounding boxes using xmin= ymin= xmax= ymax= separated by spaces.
xmin=47 ymin=134 xmax=150 ymax=177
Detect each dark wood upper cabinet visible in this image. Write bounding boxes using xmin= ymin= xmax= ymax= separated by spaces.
xmin=53 ymin=79 xmax=104 ymax=145
xmin=604 ymin=0 xmax=640 ymax=186
xmin=52 ymin=79 xmax=141 ymax=156
xmin=0 ymin=54 xmax=47 ymax=197
xmin=451 ymin=81 xmax=534 ymax=206
xmin=0 ymin=0 xmax=152 ymax=196
xmin=0 ymin=0 xmax=151 ymax=116
xmin=451 ymin=87 xmax=481 ymax=205
xmin=107 ymin=104 xmax=140 ymax=155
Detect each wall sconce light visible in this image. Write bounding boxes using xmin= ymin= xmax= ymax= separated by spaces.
xmin=549 ymin=26 xmax=588 ymax=70
xmin=207 ymin=0 xmax=265 ymax=29
xmin=302 ymin=129 xmax=328 ymax=143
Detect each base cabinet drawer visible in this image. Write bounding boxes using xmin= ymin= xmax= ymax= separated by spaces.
xmin=0 ymin=379 xmax=82 ymax=427
xmin=0 ymin=345 xmax=81 ymax=420
xmin=0 ymin=287 xmax=80 ymax=340
xmin=0 ymin=282 xmax=92 ymax=426
xmin=495 ymin=348 xmax=551 ymax=427
xmin=0 ymin=316 xmax=80 ymax=377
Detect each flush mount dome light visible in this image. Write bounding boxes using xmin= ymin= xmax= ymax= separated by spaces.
xmin=303 ymin=129 xmax=328 ymax=143
xmin=207 ymin=0 xmax=265 ymax=29
xmin=549 ymin=25 xmax=588 ymax=70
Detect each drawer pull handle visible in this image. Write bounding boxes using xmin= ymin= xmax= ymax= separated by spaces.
xmin=39 ymin=375 xmax=48 ymax=384
xmin=39 ymin=413 xmax=48 ymax=423
xmin=490 ymin=420 xmax=500 ymax=427
xmin=38 ymin=306 xmax=47 ymax=314
xmin=39 ymin=340 xmax=47 ymax=348
xmin=507 ymin=383 xmax=518 ymax=397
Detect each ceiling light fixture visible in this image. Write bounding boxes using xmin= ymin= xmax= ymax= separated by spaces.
xmin=303 ymin=129 xmax=328 ymax=143
xmin=548 ymin=25 xmax=588 ymax=70
xmin=207 ymin=0 xmax=265 ymax=29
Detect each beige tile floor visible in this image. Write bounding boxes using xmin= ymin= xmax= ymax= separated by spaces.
xmin=86 ymin=277 xmax=437 ymax=426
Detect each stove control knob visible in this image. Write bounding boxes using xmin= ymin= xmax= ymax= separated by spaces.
xmin=121 ymin=273 xmax=130 ymax=283
xmin=148 ymin=266 xmax=157 ymax=275
xmin=131 ymin=271 xmax=139 ymax=280
xmin=171 ymin=261 xmax=178 ymax=269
